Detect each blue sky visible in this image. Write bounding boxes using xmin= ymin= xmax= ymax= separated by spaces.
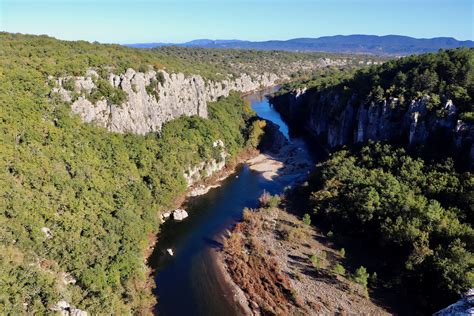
xmin=1 ymin=0 xmax=472 ymax=43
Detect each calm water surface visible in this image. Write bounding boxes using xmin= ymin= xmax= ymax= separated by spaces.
xmin=151 ymin=88 xmax=306 ymax=315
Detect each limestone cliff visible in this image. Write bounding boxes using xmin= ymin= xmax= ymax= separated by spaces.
xmin=270 ymin=89 xmax=474 ymax=168
xmin=54 ymin=69 xmax=281 ymax=134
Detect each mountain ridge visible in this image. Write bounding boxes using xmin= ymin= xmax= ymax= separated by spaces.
xmin=125 ymin=34 xmax=474 ymax=55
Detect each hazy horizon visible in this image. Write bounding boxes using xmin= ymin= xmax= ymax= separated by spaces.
xmin=1 ymin=0 xmax=472 ymax=43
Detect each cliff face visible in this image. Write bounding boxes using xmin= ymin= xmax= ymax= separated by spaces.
xmin=270 ymin=89 xmax=474 ymax=168
xmin=55 ymin=68 xmax=281 ymax=134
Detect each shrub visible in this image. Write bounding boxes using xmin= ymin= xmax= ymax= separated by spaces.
xmin=259 ymin=190 xmax=271 ymax=207
xmin=332 ymin=263 xmax=345 ymax=276
xmin=247 ymin=119 xmax=266 ymax=147
xmin=460 ymin=112 xmax=474 ymax=123
xmin=310 ymin=254 xmax=322 ymax=269
xmin=370 ymin=272 xmax=378 ymax=286
xmin=259 ymin=191 xmax=280 ymax=208
xmin=267 ymin=195 xmax=281 ymax=208
xmin=62 ymin=77 xmax=76 ymax=91
xmin=302 ymin=213 xmax=311 ymax=226
xmin=145 ymin=79 xmax=160 ymax=101
xmin=155 ymin=71 xmax=166 ymax=85
xmin=339 ymin=248 xmax=345 ymax=258
xmin=352 ymin=266 xmax=369 ymax=288
xmin=88 ymin=79 xmax=128 ymax=105
xmin=283 ymin=227 xmax=305 ymax=242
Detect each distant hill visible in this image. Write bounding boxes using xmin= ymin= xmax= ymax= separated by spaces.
xmin=126 ymin=35 xmax=474 ymax=55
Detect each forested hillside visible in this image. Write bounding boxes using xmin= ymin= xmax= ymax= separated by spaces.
xmin=0 ymin=32 xmax=371 ymax=82
xmin=0 ymin=33 xmax=288 ymax=313
xmin=307 ymin=143 xmax=473 ymax=313
xmin=278 ymin=47 xmax=474 ymax=118
xmin=272 ymin=48 xmax=474 ymax=169
xmin=270 ymin=49 xmax=474 ymax=313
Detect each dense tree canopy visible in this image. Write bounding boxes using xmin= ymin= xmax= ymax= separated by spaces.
xmin=278 ymin=48 xmax=474 ymax=121
xmin=309 ymin=143 xmax=473 ymax=312
xmin=0 ymin=33 xmax=265 ymax=313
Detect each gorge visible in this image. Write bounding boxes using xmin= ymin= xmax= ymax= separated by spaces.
xmin=0 ymin=32 xmax=472 ymax=315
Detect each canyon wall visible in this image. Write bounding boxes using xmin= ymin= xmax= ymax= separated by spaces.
xmin=270 ymin=89 xmax=474 ymax=168
xmin=54 ymin=68 xmax=281 ymax=134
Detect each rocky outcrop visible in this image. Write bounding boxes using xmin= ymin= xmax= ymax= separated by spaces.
xmin=270 ymin=89 xmax=474 ymax=168
xmin=54 ymin=69 xmax=281 ymax=135
xmin=434 ymin=289 xmax=474 ymax=316
xmin=172 ymin=209 xmax=189 ymax=221
xmin=258 ymin=120 xmax=289 ymax=154
xmin=51 ymin=300 xmax=88 ymax=316
xmin=183 ymin=139 xmax=227 ymax=186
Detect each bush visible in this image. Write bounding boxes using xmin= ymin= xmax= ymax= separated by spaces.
xmin=460 ymin=112 xmax=474 ymax=123
xmin=267 ymin=195 xmax=281 ymax=208
xmin=339 ymin=248 xmax=345 ymax=258
xmin=352 ymin=266 xmax=369 ymax=288
xmin=145 ymin=78 xmax=160 ymax=101
xmin=302 ymin=213 xmax=311 ymax=226
xmin=259 ymin=191 xmax=280 ymax=208
xmin=88 ymin=79 xmax=128 ymax=105
xmin=310 ymin=254 xmax=322 ymax=269
xmin=283 ymin=227 xmax=306 ymax=242
xmin=62 ymin=77 xmax=76 ymax=91
xmin=332 ymin=263 xmax=345 ymax=276
xmin=155 ymin=71 xmax=166 ymax=85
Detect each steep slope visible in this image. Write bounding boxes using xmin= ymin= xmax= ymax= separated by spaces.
xmin=265 ymin=48 xmax=473 ymax=313
xmin=270 ymin=48 xmax=474 ymax=169
xmin=54 ymin=68 xmax=280 ymax=134
xmin=1 ymin=33 xmax=354 ymax=314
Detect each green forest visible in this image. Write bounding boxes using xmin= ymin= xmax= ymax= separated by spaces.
xmin=276 ymin=49 xmax=474 ymax=313
xmin=307 ymin=143 xmax=473 ymax=313
xmin=0 ymin=33 xmax=267 ymax=313
xmin=278 ymin=48 xmax=474 ymax=121
xmin=0 ymin=32 xmax=374 ymax=82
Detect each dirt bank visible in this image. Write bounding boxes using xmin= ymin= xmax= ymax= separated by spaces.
xmin=219 ymin=204 xmax=392 ymax=315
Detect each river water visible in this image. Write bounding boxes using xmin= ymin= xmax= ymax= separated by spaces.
xmin=150 ymin=88 xmax=309 ymax=315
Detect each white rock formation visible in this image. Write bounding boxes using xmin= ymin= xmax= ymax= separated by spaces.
xmin=187 ymin=184 xmax=221 ymax=197
xmin=61 ymin=272 xmax=77 ymax=285
xmin=55 ymin=69 xmax=280 ymax=135
xmin=40 ymin=227 xmax=52 ymax=239
xmin=51 ymin=300 xmax=88 ymax=316
xmin=172 ymin=209 xmax=189 ymax=221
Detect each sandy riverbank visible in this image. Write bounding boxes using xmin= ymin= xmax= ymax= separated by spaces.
xmin=247 ymin=138 xmax=312 ymax=183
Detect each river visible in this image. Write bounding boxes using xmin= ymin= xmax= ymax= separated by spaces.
xmin=149 ymin=88 xmax=311 ymax=315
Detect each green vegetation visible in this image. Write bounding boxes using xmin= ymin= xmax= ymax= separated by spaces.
xmin=87 ymin=78 xmax=128 ymax=105
xmin=1 ymin=32 xmax=376 ymax=84
xmin=309 ymin=142 xmax=473 ymax=312
xmin=152 ymin=46 xmax=382 ymax=80
xmin=258 ymin=191 xmax=281 ymax=208
xmin=0 ymin=32 xmax=267 ymax=313
xmin=302 ymin=213 xmax=311 ymax=226
xmin=310 ymin=254 xmax=322 ymax=269
xmin=278 ymin=48 xmax=474 ymax=118
xmin=351 ymin=266 xmax=369 ymax=292
xmin=339 ymin=248 xmax=345 ymax=258
xmin=332 ymin=263 xmax=346 ymax=276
